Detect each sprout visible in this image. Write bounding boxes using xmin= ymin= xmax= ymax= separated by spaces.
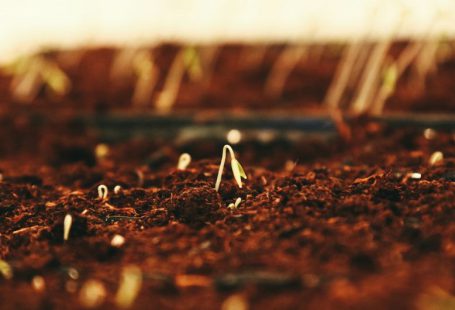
xmin=79 ymin=279 xmax=107 ymax=308
xmin=429 ymin=151 xmax=444 ymax=166
xmin=114 ymin=185 xmax=122 ymax=195
xmin=97 ymin=185 xmax=108 ymax=200
xmin=215 ymin=145 xmax=247 ymax=192
xmin=410 ymin=172 xmax=422 ymax=180
xmin=177 ymin=153 xmax=192 ymax=170
xmin=0 ymin=259 xmax=13 ymax=280
xmin=227 ymin=197 xmax=242 ymax=210
xmin=115 ymin=265 xmax=143 ymax=309
xmin=31 ymin=276 xmax=46 ymax=292
xmin=111 ymin=234 xmax=126 ymax=248
xmin=63 ymin=214 xmax=73 ymax=241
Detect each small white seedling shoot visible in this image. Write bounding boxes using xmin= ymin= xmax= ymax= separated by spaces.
xmin=410 ymin=172 xmax=422 ymax=180
xmin=115 ymin=265 xmax=143 ymax=309
xmin=63 ymin=214 xmax=73 ymax=242
xmin=429 ymin=151 xmax=444 ymax=166
xmin=111 ymin=234 xmax=126 ymax=248
xmin=177 ymin=153 xmax=192 ymax=170
xmin=98 ymin=185 xmax=108 ymax=200
xmin=227 ymin=197 xmax=242 ymax=210
xmin=114 ymin=185 xmax=122 ymax=195
xmin=215 ymin=145 xmax=247 ymax=192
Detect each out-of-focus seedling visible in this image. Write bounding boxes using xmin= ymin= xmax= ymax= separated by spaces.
xmin=63 ymin=214 xmax=73 ymax=242
xmin=79 ymin=279 xmax=107 ymax=308
xmin=5 ymin=55 xmax=71 ymax=103
xmin=115 ymin=265 xmax=143 ymax=309
xmin=429 ymin=151 xmax=444 ymax=166
xmin=215 ymin=145 xmax=247 ymax=192
xmin=31 ymin=276 xmax=46 ymax=292
xmin=177 ymin=153 xmax=192 ymax=170
xmin=98 ymin=185 xmax=108 ymax=200
xmin=0 ymin=259 xmax=13 ymax=280
xmin=183 ymin=46 xmax=203 ymax=82
xmin=132 ymin=50 xmax=159 ymax=106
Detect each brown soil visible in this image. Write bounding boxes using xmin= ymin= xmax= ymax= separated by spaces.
xmin=0 ymin=119 xmax=454 ymax=309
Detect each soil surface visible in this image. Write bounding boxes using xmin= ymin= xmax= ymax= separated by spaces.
xmin=0 ymin=119 xmax=454 ymax=309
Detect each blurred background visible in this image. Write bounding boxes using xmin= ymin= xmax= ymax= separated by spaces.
xmin=0 ymin=0 xmax=454 ymax=113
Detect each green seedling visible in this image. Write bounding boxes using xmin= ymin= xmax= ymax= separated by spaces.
xmin=115 ymin=265 xmax=143 ymax=309
xmin=6 ymin=55 xmax=71 ymax=103
xmin=177 ymin=153 xmax=192 ymax=170
xmin=63 ymin=214 xmax=72 ymax=241
xmin=183 ymin=46 xmax=203 ymax=82
xmin=215 ymin=145 xmax=247 ymax=192
xmin=98 ymin=185 xmax=108 ymax=200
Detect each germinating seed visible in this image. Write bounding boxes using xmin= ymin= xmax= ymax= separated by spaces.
xmin=63 ymin=214 xmax=73 ymax=241
xmin=97 ymin=185 xmax=108 ymax=200
xmin=177 ymin=153 xmax=192 ymax=170
xmin=114 ymin=185 xmax=122 ymax=194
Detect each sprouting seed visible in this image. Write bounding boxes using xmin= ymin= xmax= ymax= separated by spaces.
xmin=177 ymin=153 xmax=192 ymax=170
xmin=410 ymin=172 xmax=422 ymax=180
xmin=114 ymin=185 xmax=122 ymax=195
xmin=111 ymin=234 xmax=126 ymax=248
xmin=63 ymin=214 xmax=73 ymax=241
xmin=31 ymin=275 xmax=46 ymax=292
xmin=97 ymin=185 xmax=108 ymax=200
xmin=215 ymin=145 xmax=247 ymax=192
xmin=227 ymin=197 xmax=242 ymax=210
xmin=79 ymin=279 xmax=107 ymax=308
xmin=429 ymin=151 xmax=444 ymax=166
xmin=0 ymin=259 xmax=13 ymax=280
xmin=115 ymin=265 xmax=143 ymax=309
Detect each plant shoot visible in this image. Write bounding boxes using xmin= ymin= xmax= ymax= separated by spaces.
xmin=215 ymin=145 xmax=247 ymax=192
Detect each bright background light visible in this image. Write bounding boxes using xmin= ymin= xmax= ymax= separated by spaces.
xmin=0 ymin=0 xmax=454 ymax=62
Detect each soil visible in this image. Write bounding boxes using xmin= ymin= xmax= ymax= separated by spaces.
xmin=1 ymin=42 xmax=455 ymax=112
xmin=0 ymin=118 xmax=454 ymax=309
